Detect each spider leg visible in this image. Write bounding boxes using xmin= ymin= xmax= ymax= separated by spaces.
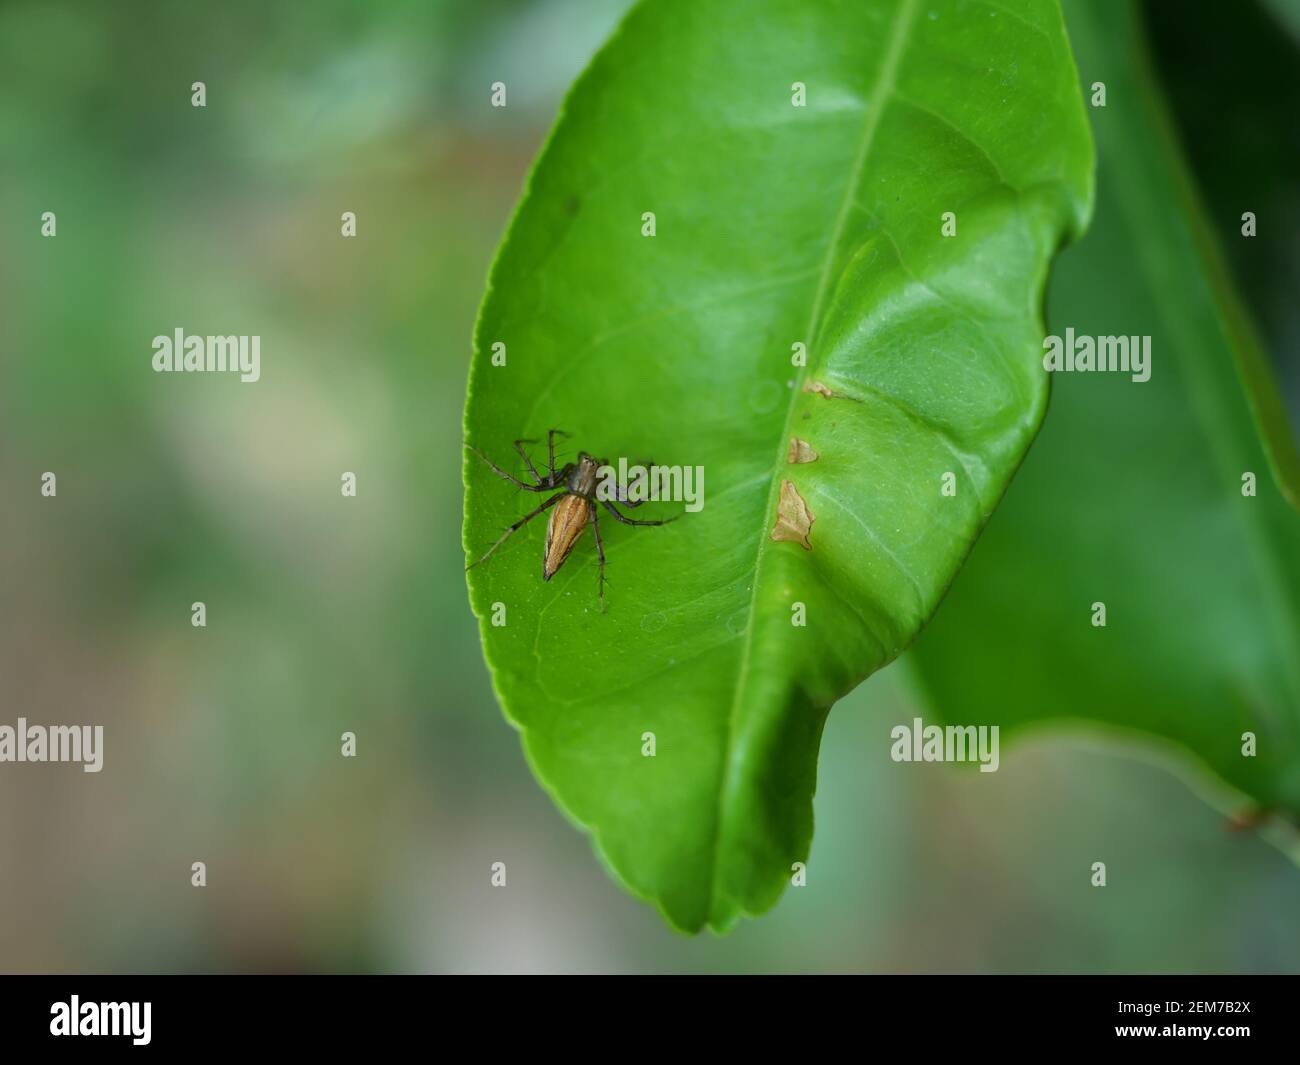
xmin=601 ymin=500 xmax=677 ymax=527
xmin=588 ymin=501 xmax=607 ymax=612
xmin=467 ymin=492 xmax=564 ymax=570
xmin=546 ymin=429 xmax=571 ymax=479
xmin=614 ymin=460 xmax=659 ymax=507
xmin=466 ymin=443 xmax=552 ymax=491
xmin=513 ymin=439 xmax=543 ymax=483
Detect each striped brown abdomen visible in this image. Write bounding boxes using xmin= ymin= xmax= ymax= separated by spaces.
xmin=543 ymin=494 xmax=589 ymax=580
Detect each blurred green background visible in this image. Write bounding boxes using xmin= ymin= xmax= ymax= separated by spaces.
xmin=2 ymin=0 xmax=1298 ymax=972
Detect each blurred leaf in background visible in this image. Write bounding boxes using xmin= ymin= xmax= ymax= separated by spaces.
xmin=910 ymin=0 xmax=1300 ymax=841
xmin=1145 ymin=0 xmax=1300 ymax=429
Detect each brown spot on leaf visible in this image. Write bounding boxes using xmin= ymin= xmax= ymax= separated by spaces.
xmin=787 ymin=437 xmax=819 ymax=464
xmin=802 ymin=380 xmax=835 ymax=398
xmin=770 ymin=480 xmax=814 ymax=550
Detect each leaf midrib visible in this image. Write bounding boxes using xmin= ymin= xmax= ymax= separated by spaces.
xmin=705 ymin=0 xmax=922 ymax=926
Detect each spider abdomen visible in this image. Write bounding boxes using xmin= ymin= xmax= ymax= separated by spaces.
xmin=543 ymin=494 xmax=590 ymax=580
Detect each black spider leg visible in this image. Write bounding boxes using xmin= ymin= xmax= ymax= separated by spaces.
xmin=601 ymin=499 xmax=677 ymax=526
xmin=588 ymin=501 xmax=607 ymax=612
xmin=513 ymin=439 xmax=543 ymax=482
xmin=546 ymin=429 xmax=571 ymax=479
xmin=465 ymin=443 xmax=557 ymax=491
xmin=467 ymin=492 xmax=564 ymax=570
xmin=614 ymin=462 xmax=656 ymax=508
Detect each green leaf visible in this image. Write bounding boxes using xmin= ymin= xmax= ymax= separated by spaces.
xmin=463 ymin=0 xmax=1093 ymax=932
xmin=909 ymin=0 xmax=1300 ymax=824
xmin=1141 ymin=0 xmax=1300 ymax=511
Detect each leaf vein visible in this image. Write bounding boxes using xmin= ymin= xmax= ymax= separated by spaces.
xmin=706 ymin=0 xmax=922 ymax=927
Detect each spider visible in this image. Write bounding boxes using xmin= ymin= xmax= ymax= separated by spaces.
xmin=466 ymin=429 xmax=675 ymax=609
